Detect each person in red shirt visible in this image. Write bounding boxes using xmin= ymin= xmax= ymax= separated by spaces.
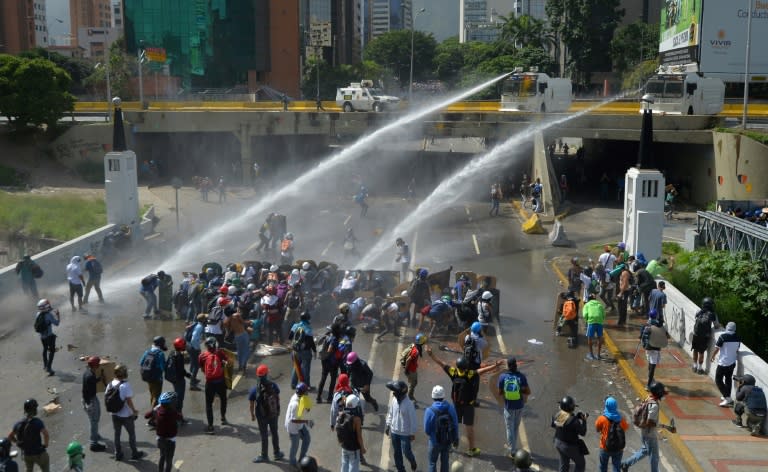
xmin=145 ymin=392 xmax=183 ymax=472
xmin=403 ymin=333 xmax=427 ymax=408
xmin=594 ymin=396 xmax=629 ymax=472
xmin=198 ymin=337 xmax=229 ymax=434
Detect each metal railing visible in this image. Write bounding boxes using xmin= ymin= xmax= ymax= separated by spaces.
xmin=696 ymin=210 xmax=768 ymax=261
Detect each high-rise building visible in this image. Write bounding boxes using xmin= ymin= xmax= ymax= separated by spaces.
xmin=460 ymin=0 xmax=501 ymax=43
xmin=301 ymin=0 xmax=361 ymax=65
xmin=69 ymin=0 xmax=114 ymax=57
xmin=111 ymin=1 xmax=124 ymax=29
xmin=124 ymin=0 xmax=301 ymax=96
xmin=370 ymin=0 xmax=412 ymax=39
xmin=511 ymin=0 xmax=547 ymax=20
xmin=620 ymin=0 xmax=662 ymax=25
xmin=0 ymin=1 xmax=46 ymax=54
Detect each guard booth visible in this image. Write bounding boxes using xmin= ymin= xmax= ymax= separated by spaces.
xmin=622 ymin=168 xmax=664 ymax=261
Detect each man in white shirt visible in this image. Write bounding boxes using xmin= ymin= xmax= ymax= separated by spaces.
xmin=285 ymin=383 xmax=313 ymax=468
xmin=107 ymin=364 xmax=145 ymax=462
xmin=711 ymin=322 xmax=741 ymax=406
xmin=598 ymin=245 xmax=616 ymax=272
xmin=66 ymin=256 xmax=86 ymax=311
xmin=385 ymin=381 xmax=418 ymax=472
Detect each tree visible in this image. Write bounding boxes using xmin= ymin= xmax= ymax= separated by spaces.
xmin=621 ymin=58 xmax=659 ymax=92
xmin=610 ymin=21 xmax=660 ymax=75
xmin=20 ymin=48 xmax=93 ymax=95
xmin=546 ymin=0 xmax=625 ymax=87
xmin=299 ymin=60 xmax=384 ymax=100
xmin=83 ymin=37 xmax=135 ymax=100
xmin=364 ymin=30 xmax=437 ymax=90
xmin=498 ymin=14 xmax=552 ymax=50
xmin=0 ymin=55 xmax=75 ymax=130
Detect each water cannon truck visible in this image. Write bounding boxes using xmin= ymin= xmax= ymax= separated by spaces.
xmin=500 ymin=67 xmax=572 ymax=113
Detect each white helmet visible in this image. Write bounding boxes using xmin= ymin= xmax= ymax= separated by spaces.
xmin=482 ymin=291 xmax=493 ymax=300
xmin=291 ymin=268 xmax=299 ymax=275
xmin=345 ymin=394 xmax=360 ymax=409
xmin=401 ymin=290 xmax=408 ymax=296
xmin=432 ymin=385 xmax=446 ymax=400
xmin=270 ymin=265 xmax=278 ymax=272
xmin=37 ymin=298 xmax=51 ymax=311
xmin=302 ymin=262 xmax=311 ymax=270
xmin=246 ymin=283 xmax=256 ymax=291
xmin=285 ymin=232 xmax=294 ymax=240
xmin=387 ymin=302 xmax=398 ymax=312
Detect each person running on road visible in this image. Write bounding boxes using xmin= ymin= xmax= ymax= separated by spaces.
xmin=285 ymin=383 xmax=313 ymax=468
xmin=497 ymin=357 xmax=531 ymax=455
xmin=424 ymin=385 xmax=459 ymax=472
xmin=82 ymin=253 xmax=104 ymax=304
xmin=316 ymin=322 xmax=343 ymax=403
xmin=66 ymin=256 xmax=86 ymax=311
xmin=82 ymin=356 xmax=107 ymax=452
xmin=385 ymin=380 xmax=418 ymax=472
xmin=583 ymin=294 xmax=605 ymax=360
xmin=620 ymin=381 xmax=668 ymax=472
xmin=34 ymin=299 xmax=60 ymax=376
xmin=595 ymin=396 xmax=629 ymax=472
xmin=198 ymin=337 xmax=229 ymax=434
xmin=551 ymin=395 xmax=587 ymax=472
xmin=250 ymin=365 xmax=285 ymax=463
xmin=9 ymin=399 xmax=50 ymax=472
xmin=426 ymin=345 xmax=503 ymax=457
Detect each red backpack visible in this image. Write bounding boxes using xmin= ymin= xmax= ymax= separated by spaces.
xmin=203 ymin=350 xmax=224 ymax=380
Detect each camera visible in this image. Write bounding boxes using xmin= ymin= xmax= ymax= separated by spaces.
xmin=577 ymin=411 xmax=589 ymax=419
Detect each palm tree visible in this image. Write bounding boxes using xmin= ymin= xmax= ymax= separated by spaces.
xmin=498 ymin=14 xmax=552 ymax=50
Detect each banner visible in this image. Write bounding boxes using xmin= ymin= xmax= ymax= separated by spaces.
xmin=144 ymin=47 xmax=167 ymax=63
xmin=659 ymin=0 xmax=703 ymax=63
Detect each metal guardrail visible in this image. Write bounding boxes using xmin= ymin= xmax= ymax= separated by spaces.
xmin=696 ymin=210 xmax=768 ymax=261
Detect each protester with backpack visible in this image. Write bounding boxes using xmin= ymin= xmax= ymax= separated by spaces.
xmin=139 ymin=336 xmax=167 ymax=418
xmin=385 ymin=381 xmax=418 ymax=472
xmin=551 ymin=395 xmax=588 ymax=472
xmin=640 ymin=310 xmax=668 ymax=388
xmin=198 ymin=337 xmax=229 ymax=434
xmin=691 ymin=297 xmax=719 ymax=375
xmin=8 ymin=399 xmax=50 ymax=471
xmin=497 ymin=357 xmax=531 ymax=455
xmin=285 ymin=383 xmax=314 ymax=468
xmin=140 ymin=272 xmax=163 ymax=319
xmin=105 ymin=364 xmax=145 ymax=461
xmin=82 ymin=253 xmax=104 ymax=304
xmin=316 ymin=323 xmax=343 ymax=404
xmin=165 ymin=338 xmax=191 ymax=420
xmin=81 ymin=356 xmax=107 ymax=452
xmin=34 ymin=299 xmax=60 ymax=376
xmin=426 ymin=346 xmax=503 ymax=457
xmin=464 ymin=322 xmax=488 ymax=369
xmin=424 ymin=385 xmax=458 ymax=472
xmin=595 ymin=396 xmax=628 ymax=472
xmin=401 ymin=334 xmax=427 ymax=407
xmin=187 ymin=313 xmax=207 ymax=390
xmin=336 ymin=394 xmax=366 ymax=472
xmin=620 ymin=381 xmax=667 ymax=472
xmin=732 ymin=374 xmax=767 ymax=436
xmin=249 ymin=365 xmax=285 ymax=463
xmin=289 ymin=312 xmax=316 ymax=390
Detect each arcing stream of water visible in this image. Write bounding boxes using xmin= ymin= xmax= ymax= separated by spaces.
xmin=155 ymin=73 xmax=511 ymax=273
xmin=357 ymin=98 xmax=620 ymax=269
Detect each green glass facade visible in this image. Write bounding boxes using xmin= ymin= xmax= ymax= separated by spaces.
xmin=124 ymin=0 xmax=268 ymax=89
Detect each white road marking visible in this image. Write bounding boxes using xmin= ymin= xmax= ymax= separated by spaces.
xmin=320 ymin=241 xmax=334 ymax=257
xmin=472 ymin=234 xmax=480 ymax=255
xmin=378 ymin=339 xmax=406 ymax=472
xmin=344 ymin=214 xmax=352 ymax=226
xmin=241 ymin=240 xmax=260 ymax=256
xmin=231 ymin=373 xmax=243 ymax=390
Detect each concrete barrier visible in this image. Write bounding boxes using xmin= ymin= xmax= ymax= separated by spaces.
xmin=663 ymin=281 xmax=768 ymax=431
xmin=0 ymin=224 xmax=116 ymax=298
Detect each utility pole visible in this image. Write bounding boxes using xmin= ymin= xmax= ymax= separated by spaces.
xmin=742 ymin=0 xmax=753 ymax=130
xmin=409 ymin=8 xmax=426 ymax=102
xmin=138 ymin=40 xmax=145 ymax=108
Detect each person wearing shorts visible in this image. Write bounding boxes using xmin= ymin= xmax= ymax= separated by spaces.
xmin=582 ymin=294 xmax=605 ymax=361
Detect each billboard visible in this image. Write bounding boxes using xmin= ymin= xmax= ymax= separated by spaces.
xmin=699 ymin=1 xmax=768 ymax=82
xmin=659 ymin=0 xmax=702 ymax=66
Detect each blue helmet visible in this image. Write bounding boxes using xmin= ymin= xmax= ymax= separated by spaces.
xmin=418 ymin=269 xmax=428 ymax=279
xmin=648 ymin=309 xmax=658 ymax=319
xmin=159 ymin=391 xmax=177 ymax=406
xmin=471 ymin=321 xmax=482 ymax=334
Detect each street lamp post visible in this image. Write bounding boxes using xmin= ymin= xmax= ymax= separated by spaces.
xmin=742 ymin=0 xmax=753 ymax=130
xmin=409 ymin=7 xmax=426 ymax=102
xmin=138 ymin=40 xmax=145 ymax=108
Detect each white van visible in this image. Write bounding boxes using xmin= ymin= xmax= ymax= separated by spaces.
xmin=336 ymin=80 xmax=401 ymax=112
xmin=643 ymin=73 xmax=725 ymax=115
xmin=500 ymin=71 xmax=572 ymax=113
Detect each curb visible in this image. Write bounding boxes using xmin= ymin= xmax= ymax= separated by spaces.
xmin=550 ymin=261 xmax=704 ymax=472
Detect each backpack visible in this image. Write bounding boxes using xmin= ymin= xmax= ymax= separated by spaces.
xmin=562 ymin=300 xmax=577 ymax=321
xmin=104 ymin=381 xmax=126 ymax=413
xmin=335 ymin=411 xmax=356 ymax=445
xmin=400 ymin=344 xmax=415 ymax=367
xmin=463 ymin=337 xmax=479 ymax=367
xmin=432 ymin=407 xmax=455 ymax=446
xmin=165 ymin=352 xmax=181 ymax=383
xmin=291 ymin=325 xmax=307 ymax=351
xmin=503 ymin=375 xmax=521 ymax=401
xmin=203 ymin=351 xmax=224 ymax=379
xmin=632 ymin=399 xmax=652 ymax=428
xmin=89 ymin=259 xmax=103 ymax=275
xmin=33 ymin=312 xmax=49 ymax=334
xmin=588 ymin=278 xmax=601 ymax=295
xmin=141 ymin=274 xmax=155 ymax=288
xmin=693 ymin=311 xmax=712 ymax=337
xmin=317 ymin=334 xmax=334 ymax=361
xmin=183 ymin=322 xmax=197 ymax=344
xmin=140 ymin=349 xmax=161 ymax=382
xmin=13 ymin=418 xmax=37 ymax=449
xmin=450 ymin=368 xmax=477 ymax=405
xmin=207 ymin=305 xmax=224 ymax=326
xmin=30 ymin=262 xmax=43 ymax=279
xmin=604 ymin=419 xmax=626 ymax=452
xmin=258 ymin=382 xmax=280 ymax=419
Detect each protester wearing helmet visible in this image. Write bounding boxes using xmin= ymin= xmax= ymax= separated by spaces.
xmin=551 ymin=395 xmax=588 ymax=472
xmin=477 ymin=291 xmax=494 ymax=326
xmin=344 ymin=352 xmax=379 ymax=412
xmin=198 ymin=336 xmax=229 ymax=434
xmin=82 ymin=356 xmax=107 ymax=452
xmin=464 ymin=322 xmax=489 ymax=369
xmin=691 ymin=296 xmax=719 ymax=375
xmin=401 ymin=333 xmax=427 ymax=407
xmin=426 ymin=344 xmax=503 ymax=457
xmin=15 ymin=253 xmax=39 ymax=299
xmin=249 ymin=365 xmax=285 ymax=463
xmin=35 ymin=298 xmax=60 ymax=376
xmin=147 ymin=391 xmax=183 ymax=472
xmin=620 ymin=382 xmax=666 ymax=471
xmin=733 ymin=374 xmax=767 ymax=436
xmin=384 ymin=379 xmax=418 ymax=472
xmin=285 ymin=382 xmax=314 ymax=468
xmin=107 ymin=364 xmax=145 ymax=461
xmin=140 ymin=336 xmax=168 ymax=412
xmin=424 ymin=385 xmax=458 ymax=471
xmin=66 ymin=441 xmax=84 ymax=472
xmin=10 ymin=399 xmax=50 ymax=469
xmin=166 ymin=338 xmax=191 ymax=418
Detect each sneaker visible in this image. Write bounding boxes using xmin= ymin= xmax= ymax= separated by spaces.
xmin=719 ymin=398 xmax=733 ymax=407
xmin=114 ymin=452 xmax=124 ymax=461
xmin=253 ymin=456 xmax=269 ymax=463
xmin=698 ymin=368 xmax=707 ymax=375
xmin=466 ymin=447 xmax=481 ymax=457
xmin=750 ymin=431 xmax=761 ymax=437
xmin=315 ymin=397 xmax=323 ymax=404
xmin=372 ymin=400 xmax=379 ymax=412
xmin=205 ymin=425 xmax=215 ymax=435
xmin=90 ymin=443 xmax=107 ymax=452
xmin=692 ymin=365 xmax=698 ymax=373
xmin=130 ymin=451 xmax=146 ymax=460
xmin=732 ymin=419 xmax=744 ymax=428
xmin=410 ymin=460 xmax=417 ymax=471
xmin=585 ymin=353 xmax=596 ymax=361
xmin=221 ymin=417 xmax=229 ymax=425
xmin=621 ymin=464 xmax=629 ymax=472
xmin=274 ymin=451 xmax=285 ymax=461
xmin=47 ymin=370 xmax=55 ymax=377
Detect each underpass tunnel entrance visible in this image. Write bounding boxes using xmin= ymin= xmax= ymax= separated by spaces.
xmin=549 ymin=138 xmax=715 ymax=207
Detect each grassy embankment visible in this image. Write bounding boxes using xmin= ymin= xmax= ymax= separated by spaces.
xmin=0 ymin=191 xmax=106 ymax=241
